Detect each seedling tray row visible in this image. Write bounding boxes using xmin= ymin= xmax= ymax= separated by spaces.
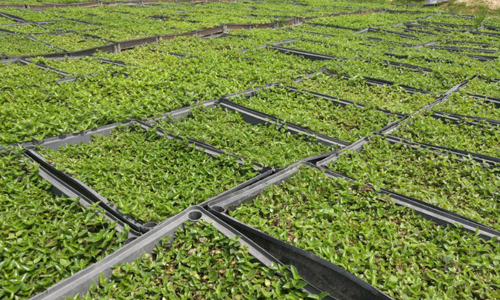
xmin=325 ymin=69 xmax=431 ymax=95
xmin=30 ymin=206 xmax=331 ymax=300
xmin=431 ymin=110 xmax=500 ymax=127
xmin=24 ymin=119 xmax=273 ymax=234
xmin=382 ymin=134 xmax=500 ymax=167
xmin=270 ymin=45 xmax=345 ymax=61
xmin=207 ymin=163 xmax=392 ymax=300
xmin=466 ymin=93 xmax=500 ymax=107
xmin=17 ymin=58 xmax=72 ymax=77
xmin=285 ymin=86 xmax=408 ymax=119
xmin=429 ymin=45 xmax=498 ymax=54
xmin=367 ymin=27 xmax=419 ymax=39
xmin=305 ymin=22 xmax=360 ymax=32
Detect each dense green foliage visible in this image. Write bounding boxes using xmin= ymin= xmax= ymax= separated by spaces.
xmin=157 ymin=107 xmax=330 ymax=168
xmin=329 ymin=137 xmax=500 ymax=230
xmin=1 ymin=0 xmax=500 ymax=298
xmin=231 ymin=167 xmax=500 ymax=299
xmin=76 ymin=221 xmax=321 ymax=299
xmin=395 ymin=114 xmax=500 ymax=158
xmin=39 ymin=126 xmax=259 ymax=223
xmin=0 ymin=150 xmax=127 ymax=299
xmin=231 ymin=87 xmax=398 ymax=143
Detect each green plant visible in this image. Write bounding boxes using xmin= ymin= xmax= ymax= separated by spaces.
xmin=75 ymin=221 xmax=326 ymax=299
xmin=38 ymin=125 xmax=259 ymax=223
xmin=231 ymin=166 xmax=500 ymax=299
xmin=0 ymin=149 xmax=127 ymax=299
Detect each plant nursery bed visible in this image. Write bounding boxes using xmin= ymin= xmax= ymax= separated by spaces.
xmin=35 ymin=124 xmax=263 ymax=224
xmin=0 ymin=150 xmax=127 ymax=300
xmin=294 ymin=71 xmax=435 ymax=114
xmin=328 ymin=136 xmax=500 ymax=231
xmin=221 ymin=165 xmax=500 ymax=299
xmin=230 ymin=87 xmax=399 ymax=143
xmin=156 ymin=105 xmax=332 ymax=168
xmin=394 ymin=113 xmax=500 ymax=159
xmin=34 ymin=207 xmax=330 ymax=300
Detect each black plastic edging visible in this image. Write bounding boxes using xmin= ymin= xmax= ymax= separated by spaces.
xmin=319 ymin=164 xmax=500 ymax=241
xmin=23 ymin=149 xmax=141 ymax=239
xmin=466 ymin=54 xmax=498 ymax=61
xmin=23 ymin=119 xmax=272 ymax=234
xmin=29 ymin=206 xmax=330 ymax=300
xmin=447 ymin=40 xmax=491 ymax=47
xmin=205 ymin=163 xmax=393 ymax=300
xmin=316 ymin=136 xmax=369 ymax=167
xmin=417 ymin=75 xmax=474 ymax=113
xmin=24 ymin=148 xmax=146 ymax=237
xmin=403 ymin=28 xmax=439 ymax=36
xmin=285 ymin=86 xmax=408 ymax=119
xmin=96 ymin=58 xmax=129 ymax=66
xmin=211 ymin=209 xmax=392 ymax=300
xmin=366 ymin=37 xmax=414 ymax=48
xmin=0 ymin=12 xmax=28 ymax=23
xmin=472 ymin=30 xmax=500 ymax=38
xmin=382 ymin=60 xmax=433 ymax=72
xmin=418 ymin=20 xmax=472 ymax=29
xmin=367 ymin=28 xmax=420 ymax=39
xmin=382 ymin=134 xmax=500 ymax=167
xmin=467 ymin=93 xmax=500 ymax=108
xmin=429 ymin=45 xmax=498 ymax=54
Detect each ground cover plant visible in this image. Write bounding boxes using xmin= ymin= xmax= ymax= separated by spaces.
xmin=394 ymin=113 xmax=500 ymax=158
xmin=294 ymin=71 xmax=435 ymax=114
xmin=75 ymin=221 xmax=322 ymax=299
xmin=231 ymin=87 xmax=398 ymax=143
xmin=1 ymin=0 xmax=500 ymax=297
xmin=463 ymin=77 xmax=500 ymax=97
xmin=434 ymin=92 xmax=500 ymax=120
xmin=38 ymin=125 xmax=260 ymax=223
xmin=0 ymin=149 xmax=127 ymax=299
xmin=157 ymin=106 xmax=331 ymax=168
xmin=230 ymin=166 xmax=500 ymax=299
xmin=328 ymin=136 xmax=500 ymax=231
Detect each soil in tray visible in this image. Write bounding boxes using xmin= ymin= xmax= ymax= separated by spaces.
xmin=0 ymin=150 xmax=127 ymax=300
xmin=329 ymin=136 xmax=500 ymax=231
xmin=38 ymin=125 xmax=259 ymax=223
xmin=157 ymin=106 xmax=331 ymax=168
xmin=231 ymin=166 xmax=500 ymax=299
xmin=76 ymin=221 xmax=317 ymax=299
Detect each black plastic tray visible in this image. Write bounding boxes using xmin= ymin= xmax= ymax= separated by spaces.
xmin=270 ymin=45 xmax=344 ymax=61
xmin=382 ymin=134 xmax=500 ymax=167
xmin=325 ymin=69 xmax=431 ymax=95
xmin=285 ymin=86 xmax=408 ymax=119
xmin=24 ymin=119 xmax=273 ymax=234
xmin=466 ymin=93 xmax=500 ymax=107
xmin=29 ymin=206 xmax=331 ymax=300
xmin=207 ymin=163 xmax=393 ymax=300
xmin=318 ymin=162 xmax=500 ymax=241
xmin=431 ymin=110 xmax=500 ymax=127
xmin=305 ymin=22 xmax=360 ymax=32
